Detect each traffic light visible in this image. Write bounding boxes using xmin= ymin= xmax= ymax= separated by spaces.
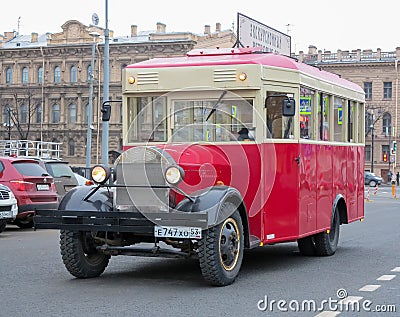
xmin=393 ymin=141 xmax=397 ymax=153
xmin=383 ymin=153 xmax=388 ymax=162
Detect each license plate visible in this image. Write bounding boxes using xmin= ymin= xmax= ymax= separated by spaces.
xmin=154 ymin=226 xmax=202 ymax=239
xmin=0 ymin=211 xmax=12 ymax=219
xmin=37 ymin=184 xmax=50 ymax=191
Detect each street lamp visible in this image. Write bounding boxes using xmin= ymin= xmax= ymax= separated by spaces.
xmin=367 ymin=106 xmax=382 ymax=173
xmin=395 ymin=59 xmax=398 ymax=173
xmin=386 ymin=125 xmax=392 ymax=176
xmin=86 ymin=31 xmax=100 ymax=169
xmin=101 ymin=0 xmax=110 ymax=165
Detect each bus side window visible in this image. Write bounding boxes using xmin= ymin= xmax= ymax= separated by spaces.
xmin=333 ymin=97 xmax=345 ymax=142
xmin=348 ymin=100 xmax=354 ymax=142
xmin=318 ymin=93 xmax=330 ymax=141
xmin=300 ymin=87 xmax=315 ymax=139
xmin=266 ymin=92 xmax=294 ymax=139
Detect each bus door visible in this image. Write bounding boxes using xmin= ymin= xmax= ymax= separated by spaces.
xmin=298 ymin=88 xmax=318 ymax=236
xmin=263 ymin=86 xmax=300 ymax=242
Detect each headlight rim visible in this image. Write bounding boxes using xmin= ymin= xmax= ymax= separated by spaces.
xmin=91 ymin=164 xmax=111 ymax=184
xmin=165 ymin=165 xmax=184 ymax=185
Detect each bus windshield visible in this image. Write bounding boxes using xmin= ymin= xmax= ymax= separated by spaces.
xmin=126 ymin=95 xmax=254 ymax=143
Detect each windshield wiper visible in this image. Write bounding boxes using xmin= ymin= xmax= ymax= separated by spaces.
xmin=205 ymin=90 xmax=227 ymax=121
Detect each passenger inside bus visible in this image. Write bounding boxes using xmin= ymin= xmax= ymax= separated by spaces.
xmin=237 ymin=127 xmax=254 ymax=141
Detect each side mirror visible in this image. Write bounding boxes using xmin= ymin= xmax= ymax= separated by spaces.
xmin=282 ymin=98 xmax=295 ymax=117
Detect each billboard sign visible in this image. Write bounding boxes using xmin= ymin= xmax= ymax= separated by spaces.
xmin=237 ymin=13 xmax=291 ymax=56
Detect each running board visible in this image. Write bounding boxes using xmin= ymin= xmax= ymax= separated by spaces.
xmin=97 ymin=245 xmax=196 ymax=259
xmin=249 ymin=235 xmax=261 ymax=249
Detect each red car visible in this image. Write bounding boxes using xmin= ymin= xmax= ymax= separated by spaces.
xmin=0 ymin=156 xmax=59 ymax=228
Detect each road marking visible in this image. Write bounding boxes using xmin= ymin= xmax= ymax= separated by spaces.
xmin=359 ymin=284 xmax=381 ymax=292
xmin=338 ymin=296 xmax=363 ymax=305
xmin=391 ymin=267 xmax=400 ymax=272
xmin=377 ymin=274 xmax=396 ymax=281
xmin=314 ymin=311 xmax=340 ymax=317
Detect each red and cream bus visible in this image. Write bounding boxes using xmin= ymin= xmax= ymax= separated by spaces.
xmin=35 ymin=47 xmax=365 ymax=286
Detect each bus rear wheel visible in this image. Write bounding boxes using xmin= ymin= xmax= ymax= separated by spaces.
xmin=60 ymin=230 xmax=110 ymax=278
xmin=314 ymin=207 xmax=340 ymax=256
xmin=198 ymin=206 xmax=244 ymax=286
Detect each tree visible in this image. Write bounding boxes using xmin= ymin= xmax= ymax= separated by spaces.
xmin=8 ymin=87 xmax=40 ymax=140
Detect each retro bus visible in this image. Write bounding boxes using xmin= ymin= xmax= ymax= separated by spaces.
xmin=34 ymin=47 xmax=365 ymax=286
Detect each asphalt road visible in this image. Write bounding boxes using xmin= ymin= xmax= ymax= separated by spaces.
xmin=0 ymin=191 xmax=398 ymax=317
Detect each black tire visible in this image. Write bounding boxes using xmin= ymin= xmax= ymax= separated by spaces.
xmin=13 ymin=217 xmax=34 ymax=229
xmin=369 ymin=180 xmax=377 ymax=187
xmin=0 ymin=220 xmax=6 ymax=233
xmin=198 ymin=204 xmax=244 ymax=286
xmin=313 ymin=207 xmax=340 ymax=256
xmin=297 ymin=236 xmax=316 ymax=256
xmin=60 ymin=230 xmax=110 ymax=278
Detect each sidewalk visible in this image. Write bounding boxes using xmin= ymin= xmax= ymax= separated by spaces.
xmin=379 ymin=182 xmax=400 ymax=187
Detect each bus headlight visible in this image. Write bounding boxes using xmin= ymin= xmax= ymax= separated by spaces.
xmin=91 ymin=165 xmax=111 ymax=184
xmin=165 ymin=166 xmax=184 ymax=185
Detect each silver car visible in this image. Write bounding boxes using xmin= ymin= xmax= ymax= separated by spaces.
xmin=0 ymin=184 xmax=18 ymax=233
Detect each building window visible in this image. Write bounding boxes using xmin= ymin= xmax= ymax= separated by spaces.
xmin=68 ymin=139 xmax=75 ymax=156
xmin=87 ymin=65 xmax=93 ymax=82
xmin=3 ymin=106 xmax=12 ymax=125
xmin=22 ymin=67 xmax=29 ymax=84
xmin=20 ymin=104 xmax=27 ymax=123
xmin=38 ymin=67 xmax=43 ymax=84
xmin=36 ymin=104 xmax=42 ymax=124
xmin=52 ymin=104 xmax=60 ymax=123
xmin=382 ymin=112 xmax=391 ymax=134
xmin=365 ymin=145 xmax=371 ymax=161
xmin=84 ymin=103 xmax=89 ymax=123
xmin=6 ymin=68 xmax=12 ymax=84
xmin=54 ymin=66 xmax=61 ymax=83
xmin=382 ymin=144 xmax=390 ymax=156
xmin=383 ymin=82 xmax=392 ymax=99
xmin=70 ymin=66 xmax=77 ymax=83
xmin=69 ymin=104 xmax=77 ymax=124
xmin=364 ymin=82 xmax=372 ymax=99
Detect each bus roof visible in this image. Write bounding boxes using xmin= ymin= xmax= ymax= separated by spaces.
xmin=126 ymin=47 xmax=364 ymax=94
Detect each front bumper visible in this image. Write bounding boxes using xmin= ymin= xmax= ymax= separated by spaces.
xmin=34 ymin=209 xmax=208 ymax=233
xmin=19 ymin=203 xmax=59 ymax=214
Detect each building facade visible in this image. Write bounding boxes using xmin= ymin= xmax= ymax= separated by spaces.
xmin=295 ymin=46 xmax=400 ymax=182
xmin=2 ymin=20 xmax=399 ymax=179
xmin=0 ymin=20 xmax=234 ymax=166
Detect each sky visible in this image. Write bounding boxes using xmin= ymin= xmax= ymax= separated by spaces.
xmin=1 ymin=0 xmax=398 ymax=54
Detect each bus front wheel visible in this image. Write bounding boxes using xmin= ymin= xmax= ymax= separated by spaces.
xmin=60 ymin=230 xmax=110 ymax=278
xmin=198 ymin=205 xmax=244 ymax=286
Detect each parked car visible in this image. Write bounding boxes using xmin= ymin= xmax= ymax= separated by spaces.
xmin=0 ymin=184 xmax=18 ymax=233
xmin=0 ymin=156 xmax=59 ymax=228
xmin=40 ymin=160 xmax=79 ymax=200
xmin=73 ymin=172 xmax=94 ymax=186
xmin=364 ymin=171 xmax=383 ymax=187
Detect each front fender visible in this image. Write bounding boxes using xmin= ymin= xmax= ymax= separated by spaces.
xmin=175 ymin=186 xmax=244 ymax=227
xmin=59 ymin=186 xmax=113 ymax=212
